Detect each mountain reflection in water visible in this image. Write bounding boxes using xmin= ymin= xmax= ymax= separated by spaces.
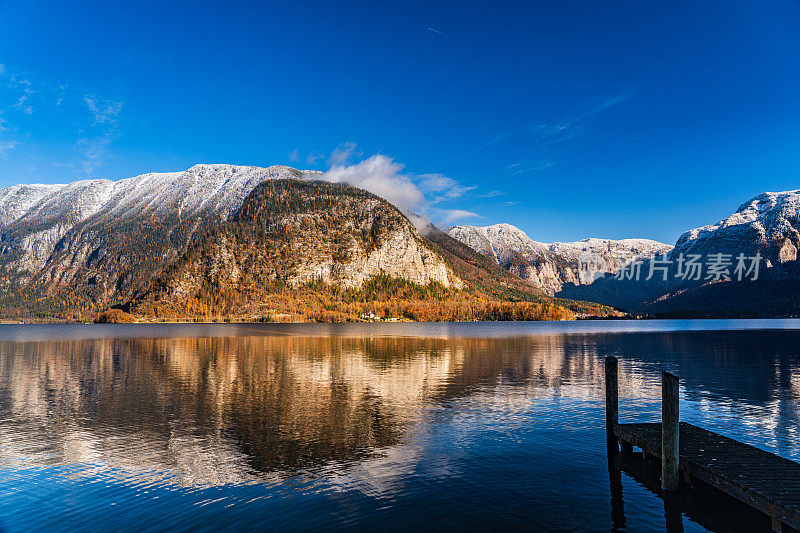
xmin=0 ymin=336 xmax=592 ymax=486
xmin=0 ymin=322 xmax=799 ymax=531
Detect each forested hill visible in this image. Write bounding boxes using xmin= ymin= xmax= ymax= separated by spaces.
xmin=0 ymin=167 xmax=612 ymax=322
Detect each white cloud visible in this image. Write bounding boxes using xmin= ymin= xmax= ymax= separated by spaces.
xmin=324 ymin=155 xmax=424 ymax=212
xmin=434 ymin=209 xmax=482 ymax=224
xmin=528 ymin=92 xmax=634 ymax=147
xmin=427 ymin=27 xmax=451 ymax=38
xmin=418 ymin=173 xmax=476 ymax=202
xmin=327 ymin=141 xmax=360 ymax=167
xmin=322 ymin=151 xmax=483 ymax=228
xmin=55 ymin=83 xmax=68 ymax=106
xmin=76 ymin=96 xmax=123 ymax=175
xmin=288 ymin=148 xmax=300 ymax=162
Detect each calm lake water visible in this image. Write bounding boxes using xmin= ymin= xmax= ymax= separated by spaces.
xmin=2 ymin=319 xmax=800 ymax=532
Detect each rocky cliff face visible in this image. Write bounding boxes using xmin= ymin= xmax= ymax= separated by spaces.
xmin=672 ymin=190 xmax=800 ymax=267
xmin=558 ymin=189 xmax=800 ymax=315
xmin=134 ymin=179 xmax=462 ymax=311
xmin=447 ymin=223 xmax=671 ymax=294
xmin=0 ymin=165 xmax=460 ymax=318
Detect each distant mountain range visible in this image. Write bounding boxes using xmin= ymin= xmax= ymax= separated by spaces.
xmin=449 ymin=189 xmax=800 ymax=317
xmin=447 ymin=223 xmax=672 ymax=294
xmin=0 ymin=165 xmax=605 ymax=322
xmin=5 ymin=162 xmax=794 ymax=320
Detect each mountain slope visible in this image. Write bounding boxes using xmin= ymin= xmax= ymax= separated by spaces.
xmin=418 ymin=224 xmax=615 ymax=317
xmin=0 ymin=166 xmax=465 ymax=319
xmin=0 ymin=164 xmax=317 ymax=283
xmin=447 ymin=223 xmax=671 ymax=294
xmin=672 ymin=190 xmax=800 ymax=265
xmin=558 ymin=188 xmax=800 ymax=315
xmin=129 ymin=179 xmax=462 ymax=316
xmin=0 ymin=165 xmax=327 ymax=317
xmin=0 ymin=165 xmax=592 ymax=321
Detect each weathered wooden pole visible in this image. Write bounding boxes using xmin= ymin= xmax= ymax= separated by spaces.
xmin=605 ymin=356 xmax=625 ymax=527
xmin=605 ymin=356 xmax=619 ymax=438
xmin=661 ymin=371 xmax=680 ymax=491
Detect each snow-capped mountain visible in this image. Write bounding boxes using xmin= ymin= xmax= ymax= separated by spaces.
xmin=447 ymin=223 xmax=672 ymax=294
xmin=0 ymin=164 xmax=323 ymax=271
xmin=0 ymin=164 xmax=323 ymax=225
xmin=672 ymin=190 xmax=800 ymax=266
xmin=555 ymin=188 xmax=800 ymax=315
xmin=0 ymin=164 xmax=466 ymax=319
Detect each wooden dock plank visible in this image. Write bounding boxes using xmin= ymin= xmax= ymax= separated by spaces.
xmin=614 ymin=421 xmax=800 ymax=529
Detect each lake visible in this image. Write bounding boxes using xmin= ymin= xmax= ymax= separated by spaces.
xmin=1 ymin=319 xmax=800 ymax=531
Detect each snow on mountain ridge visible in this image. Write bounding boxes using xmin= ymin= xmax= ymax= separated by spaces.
xmin=449 ymin=223 xmax=669 ymax=259
xmin=0 ymin=164 xmax=319 ymax=228
xmin=673 ymin=189 xmax=800 ymax=266
xmin=447 ymin=223 xmax=672 ymax=294
xmin=0 ymin=165 xmax=321 ymax=275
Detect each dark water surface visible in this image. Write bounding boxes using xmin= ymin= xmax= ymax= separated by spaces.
xmin=1 ymin=319 xmax=800 ymax=532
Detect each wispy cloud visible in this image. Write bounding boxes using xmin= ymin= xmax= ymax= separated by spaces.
xmin=484 ymin=91 xmax=635 ymax=175
xmin=0 ymin=140 xmax=17 ymax=158
xmin=288 ymin=148 xmax=300 ymax=162
xmin=0 ymin=64 xmax=34 ymax=115
xmin=508 ymin=160 xmax=556 ymax=175
xmin=526 ymin=92 xmax=633 ymax=147
xmin=76 ymin=95 xmax=124 ymax=175
xmin=75 ymin=137 xmax=113 ymax=175
xmin=426 ymin=27 xmax=451 ymax=38
xmin=0 ymin=65 xmax=125 ymax=178
xmin=84 ymin=95 xmax=122 ymax=126
xmin=305 ymin=151 xmax=324 ymax=166
xmin=327 ymin=141 xmax=361 ymax=167
xmin=55 ymin=83 xmax=68 ymax=107
xmin=418 ymin=173 xmax=477 ymax=203
xmin=15 ymin=81 xmax=33 ymax=115
xmin=477 ymin=190 xmax=505 ymax=198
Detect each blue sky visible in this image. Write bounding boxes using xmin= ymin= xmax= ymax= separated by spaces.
xmin=1 ymin=1 xmax=799 ymax=243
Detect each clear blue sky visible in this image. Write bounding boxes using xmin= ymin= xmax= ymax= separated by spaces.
xmin=1 ymin=0 xmax=799 ymax=243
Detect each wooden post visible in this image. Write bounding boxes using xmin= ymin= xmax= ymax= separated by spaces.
xmin=661 ymin=371 xmax=679 ymax=491
xmin=607 ymin=443 xmax=626 ymax=530
xmin=605 ymin=357 xmax=619 ymax=437
xmin=663 ymin=491 xmax=684 ymax=532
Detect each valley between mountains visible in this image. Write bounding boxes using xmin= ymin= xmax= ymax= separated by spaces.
xmin=448 ymin=190 xmax=800 ymax=317
xmin=2 ymin=163 xmax=798 ymax=322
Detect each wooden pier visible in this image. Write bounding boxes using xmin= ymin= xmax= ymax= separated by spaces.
xmin=605 ymin=356 xmax=800 ymax=532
